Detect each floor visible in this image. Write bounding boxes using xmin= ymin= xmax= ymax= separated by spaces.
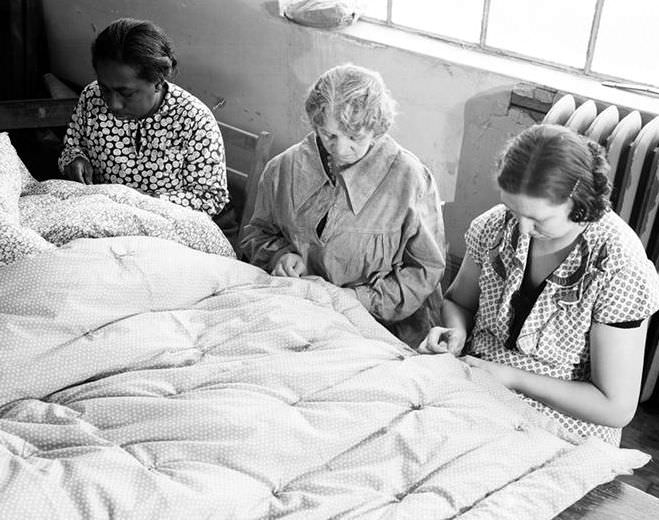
xmin=618 ymin=400 xmax=659 ymax=498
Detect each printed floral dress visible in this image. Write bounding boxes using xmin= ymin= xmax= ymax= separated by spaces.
xmin=59 ymin=81 xmax=228 ymax=216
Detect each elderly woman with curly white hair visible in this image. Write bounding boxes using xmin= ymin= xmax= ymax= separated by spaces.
xmin=241 ymin=64 xmax=446 ymax=345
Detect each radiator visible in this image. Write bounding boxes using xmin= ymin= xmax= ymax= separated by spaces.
xmin=543 ymin=94 xmax=659 ymax=402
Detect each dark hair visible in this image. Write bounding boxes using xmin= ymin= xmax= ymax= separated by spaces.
xmin=497 ymin=124 xmax=611 ymax=222
xmin=92 ymin=18 xmax=177 ymax=84
xmin=304 ymin=63 xmax=396 ymax=137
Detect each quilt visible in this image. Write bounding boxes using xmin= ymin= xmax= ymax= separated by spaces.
xmin=0 ymin=235 xmax=649 ymax=520
xmin=0 ymin=132 xmax=234 ymax=266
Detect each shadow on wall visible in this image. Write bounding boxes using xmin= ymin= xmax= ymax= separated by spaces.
xmin=263 ymin=1 xmax=280 ymax=17
xmin=443 ymin=85 xmax=537 ymax=266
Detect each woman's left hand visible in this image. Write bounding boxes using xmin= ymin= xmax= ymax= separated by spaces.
xmin=340 ymin=287 xmax=358 ymax=300
xmin=461 ymin=355 xmax=518 ymax=389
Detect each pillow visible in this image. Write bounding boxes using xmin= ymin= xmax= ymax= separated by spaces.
xmin=0 ymin=133 xmax=38 ymax=217
xmin=0 ymin=133 xmax=23 ymax=223
xmin=0 ymin=215 xmax=55 ymax=266
xmin=0 ymin=134 xmax=52 ymax=265
xmin=20 ymin=181 xmax=236 ymax=257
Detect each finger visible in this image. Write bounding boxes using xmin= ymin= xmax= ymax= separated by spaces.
xmin=429 ymin=341 xmax=449 ymax=354
xmin=73 ymin=168 xmax=85 ymax=184
xmin=271 ymin=264 xmax=284 ymax=277
xmin=461 ymin=355 xmax=480 ymax=367
xmin=425 ymin=328 xmax=443 ymax=346
xmin=446 ymin=335 xmax=463 ymax=355
xmin=83 ymin=163 xmax=94 ymax=184
xmin=418 ymin=337 xmax=448 ymax=354
xmin=426 ymin=328 xmax=449 ymax=352
xmin=283 ymin=263 xmax=300 ymax=278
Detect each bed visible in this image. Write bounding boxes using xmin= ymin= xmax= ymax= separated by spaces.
xmin=0 ymin=131 xmax=655 ymax=519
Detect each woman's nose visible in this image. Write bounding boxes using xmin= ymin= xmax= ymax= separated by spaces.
xmin=106 ymin=92 xmax=124 ymax=112
xmin=332 ymin=137 xmax=351 ymax=157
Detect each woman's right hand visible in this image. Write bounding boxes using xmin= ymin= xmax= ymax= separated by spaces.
xmin=63 ymin=157 xmax=94 ymax=184
xmin=271 ymin=253 xmax=307 ymax=278
xmin=417 ymin=326 xmax=466 ymax=355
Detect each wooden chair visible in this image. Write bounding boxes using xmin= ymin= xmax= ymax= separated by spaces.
xmin=0 ymin=97 xmax=77 ymax=131
xmin=217 ymin=121 xmax=273 ymax=233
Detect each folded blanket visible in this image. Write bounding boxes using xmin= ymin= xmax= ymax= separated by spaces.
xmin=0 ymin=132 xmax=234 ymax=265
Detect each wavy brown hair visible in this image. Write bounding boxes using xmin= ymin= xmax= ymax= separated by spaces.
xmin=497 ymin=124 xmax=611 ymax=222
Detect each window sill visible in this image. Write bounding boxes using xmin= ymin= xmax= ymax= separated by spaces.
xmin=340 ymin=20 xmax=659 ymax=116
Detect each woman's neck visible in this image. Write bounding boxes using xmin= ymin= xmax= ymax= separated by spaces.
xmin=527 ymin=230 xmax=583 ymax=287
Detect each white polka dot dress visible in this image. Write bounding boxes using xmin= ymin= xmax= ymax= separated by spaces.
xmin=59 ymin=81 xmax=228 ymax=216
xmin=465 ymin=204 xmax=659 ymax=445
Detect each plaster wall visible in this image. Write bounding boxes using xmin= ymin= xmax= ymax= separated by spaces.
xmin=41 ymin=0 xmax=536 ymax=257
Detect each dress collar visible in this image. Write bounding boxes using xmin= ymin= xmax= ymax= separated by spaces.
xmin=292 ymin=133 xmax=331 ymax=210
xmin=340 ymin=134 xmax=399 ymax=214
xmin=292 ymin=133 xmax=400 ymax=214
xmin=501 ymin=208 xmax=598 ymax=289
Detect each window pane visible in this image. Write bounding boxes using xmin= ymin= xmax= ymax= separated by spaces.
xmin=486 ymin=0 xmax=597 ymax=68
xmin=361 ymin=0 xmax=388 ymax=20
xmin=592 ymin=0 xmax=659 ymax=86
xmin=391 ymin=0 xmax=484 ymax=43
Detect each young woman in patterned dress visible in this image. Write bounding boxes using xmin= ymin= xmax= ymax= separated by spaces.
xmin=420 ymin=124 xmax=659 ymax=445
xmin=59 ymin=18 xmax=228 ymax=218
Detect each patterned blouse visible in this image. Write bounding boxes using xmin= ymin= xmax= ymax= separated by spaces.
xmin=59 ymin=81 xmax=228 ymax=216
xmin=465 ymin=204 xmax=659 ymax=445
xmin=241 ymin=133 xmax=446 ymax=325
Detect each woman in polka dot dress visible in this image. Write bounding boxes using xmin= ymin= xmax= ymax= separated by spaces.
xmin=58 ymin=18 xmax=228 ymax=217
xmin=420 ymin=124 xmax=659 ymax=445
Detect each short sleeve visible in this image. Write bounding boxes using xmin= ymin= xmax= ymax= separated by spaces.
xmin=465 ymin=205 xmax=507 ymax=268
xmin=593 ymin=256 xmax=659 ymax=324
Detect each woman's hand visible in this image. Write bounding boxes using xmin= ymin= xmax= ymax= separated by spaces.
xmin=461 ymin=355 xmax=518 ymax=388
xmin=340 ymin=287 xmax=358 ymax=300
xmin=63 ymin=157 xmax=94 ymax=184
xmin=417 ymin=326 xmax=466 ymax=355
xmin=271 ymin=253 xmax=307 ymax=278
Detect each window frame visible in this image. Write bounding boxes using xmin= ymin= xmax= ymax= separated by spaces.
xmin=361 ymin=0 xmax=659 ymax=92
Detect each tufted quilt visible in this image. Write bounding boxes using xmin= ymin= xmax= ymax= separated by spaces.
xmin=0 ymin=236 xmax=649 ymax=520
xmin=17 ymin=180 xmax=235 ymax=258
xmin=0 ymin=131 xmax=235 ymax=266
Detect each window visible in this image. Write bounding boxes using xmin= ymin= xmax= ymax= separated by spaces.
xmin=361 ymin=0 xmax=659 ymax=89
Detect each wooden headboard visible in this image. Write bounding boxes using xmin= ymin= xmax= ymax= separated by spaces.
xmin=0 ymin=97 xmax=273 ymax=233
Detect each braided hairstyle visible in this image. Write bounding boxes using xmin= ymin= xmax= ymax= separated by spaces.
xmin=92 ymin=18 xmax=177 ymax=85
xmin=496 ymin=124 xmax=611 ymax=222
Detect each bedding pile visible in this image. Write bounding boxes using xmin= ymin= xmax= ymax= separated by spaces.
xmin=0 ymin=132 xmax=234 ymax=266
xmin=0 ymin=235 xmax=649 ymax=520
